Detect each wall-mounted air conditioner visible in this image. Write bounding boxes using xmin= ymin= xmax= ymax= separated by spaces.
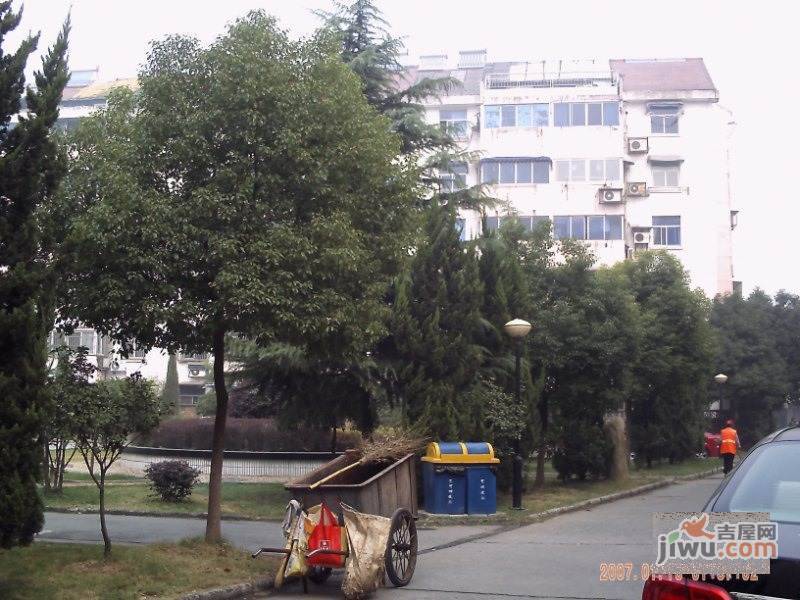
xmin=633 ymin=231 xmax=651 ymax=245
xmin=626 ymin=182 xmax=647 ymax=197
xmin=627 ymin=137 xmax=649 ymax=153
xmin=599 ymin=188 xmax=623 ymax=203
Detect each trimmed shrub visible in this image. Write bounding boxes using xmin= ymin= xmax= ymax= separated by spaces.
xmin=144 ymin=418 xmax=362 ymax=452
xmin=145 ymin=460 xmax=201 ymax=502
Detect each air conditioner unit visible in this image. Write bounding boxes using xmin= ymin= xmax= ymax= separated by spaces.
xmin=599 ymin=188 xmax=623 ymax=203
xmin=626 ymin=181 xmax=648 ymax=197
xmin=627 ymin=137 xmax=649 ymax=153
xmin=188 ymin=366 xmax=205 ymax=378
xmin=633 ymin=231 xmax=651 ymax=245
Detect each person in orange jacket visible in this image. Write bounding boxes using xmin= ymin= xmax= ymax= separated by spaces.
xmin=719 ymin=419 xmax=741 ymax=475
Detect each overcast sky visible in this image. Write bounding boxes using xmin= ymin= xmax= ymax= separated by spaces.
xmin=13 ymin=0 xmax=799 ymax=296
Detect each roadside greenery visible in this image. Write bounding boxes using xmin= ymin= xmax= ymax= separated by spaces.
xmin=0 ymin=539 xmax=277 ymax=600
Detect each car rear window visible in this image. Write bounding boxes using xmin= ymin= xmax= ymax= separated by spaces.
xmin=714 ymin=442 xmax=800 ymax=523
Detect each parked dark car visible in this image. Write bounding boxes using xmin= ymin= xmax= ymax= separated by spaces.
xmin=643 ymin=425 xmax=800 ymax=600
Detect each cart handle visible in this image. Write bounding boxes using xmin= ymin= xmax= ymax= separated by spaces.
xmin=306 ymin=548 xmax=349 ymax=559
xmin=251 ymin=547 xmax=291 ymax=558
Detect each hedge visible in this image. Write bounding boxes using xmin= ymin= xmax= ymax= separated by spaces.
xmin=145 ymin=418 xmax=362 ymax=452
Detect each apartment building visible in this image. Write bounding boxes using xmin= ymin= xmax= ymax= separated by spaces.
xmin=413 ymin=52 xmax=736 ymax=298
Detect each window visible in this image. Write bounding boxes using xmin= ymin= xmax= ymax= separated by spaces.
xmin=485 ymin=105 xmax=500 ymax=128
xmin=66 ymin=330 xmax=96 ymax=353
xmin=553 ymin=215 xmax=622 ymax=240
xmin=482 ymin=160 xmax=549 ymax=184
xmin=455 ymin=218 xmax=466 ymax=241
xmin=441 ymin=162 xmax=468 ymax=192
xmin=558 ymin=159 xmax=620 ymax=182
xmin=589 ymin=159 xmax=621 ymax=182
xmin=651 ymin=164 xmax=680 ymax=187
xmin=485 ymin=215 xmax=550 ymax=234
xmin=179 ymin=384 xmax=205 ymax=406
xmin=180 ymin=352 xmax=207 ymax=361
xmin=129 ymin=345 xmax=146 ymax=359
xmin=650 ymin=105 xmax=680 ymax=134
xmin=554 ymin=103 xmax=570 ymax=127
xmin=481 ymin=162 xmax=499 ymax=184
xmin=652 ymin=216 xmax=681 ymax=246
xmin=554 ymin=102 xmax=619 ymax=126
xmin=485 ymin=104 xmax=549 ymax=128
xmin=439 ymin=109 xmax=469 ymax=139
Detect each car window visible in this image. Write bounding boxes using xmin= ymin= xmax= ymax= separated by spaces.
xmin=714 ymin=442 xmax=800 ymax=523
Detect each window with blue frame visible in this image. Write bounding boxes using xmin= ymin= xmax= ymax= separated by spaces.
xmin=485 ymin=104 xmax=548 ymax=128
xmin=652 ymin=216 xmax=681 ymax=246
xmin=553 ymin=102 xmax=619 ymax=126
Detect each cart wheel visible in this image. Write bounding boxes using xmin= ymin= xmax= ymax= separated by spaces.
xmin=307 ymin=566 xmax=332 ymax=584
xmin=385 ymin=508 xmax=417 ymax=587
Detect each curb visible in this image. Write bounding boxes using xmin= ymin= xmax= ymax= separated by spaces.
xmin=419 ymin=466 xmax=722 ymax=554
xmin=44 ymin=507 xmax=280 ymax=522
xmin=180 ymin=575 xmax=274 ymax=600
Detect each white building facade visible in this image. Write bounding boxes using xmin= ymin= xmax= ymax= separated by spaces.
xmin=415 ymin=53 xmax=736 ymax=297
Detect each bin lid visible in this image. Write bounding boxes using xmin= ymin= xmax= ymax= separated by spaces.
xmin=421 ymin=441 xmax=500 ymax=464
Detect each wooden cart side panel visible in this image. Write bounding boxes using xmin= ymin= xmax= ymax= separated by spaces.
xmin=377 ymin=470 xmax=398 ymax=518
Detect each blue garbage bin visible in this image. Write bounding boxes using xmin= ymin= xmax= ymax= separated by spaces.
xmin=421 ymin=442 xmax=500 ymax=515
xmin=422 ymin=442 xmax=466 ymax=514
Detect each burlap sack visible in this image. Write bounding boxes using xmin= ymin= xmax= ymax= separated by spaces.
xmin=341 ymin=506 xmax=391 ymax=599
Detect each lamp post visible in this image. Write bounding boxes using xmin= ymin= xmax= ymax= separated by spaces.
xmin=714 ymin=373 xmax=729 ymax=423
xmin=504 ymin=318 xmax=532 ymax=510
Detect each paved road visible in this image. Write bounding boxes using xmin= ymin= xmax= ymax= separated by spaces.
xmin=267 ymin=475 xmax=724 ymax=600
xmin=38 ymin=512 xmax=502 ymax=555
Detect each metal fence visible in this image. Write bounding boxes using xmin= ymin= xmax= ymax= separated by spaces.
xmin=119 ymin=446 xmax=338 ymax=482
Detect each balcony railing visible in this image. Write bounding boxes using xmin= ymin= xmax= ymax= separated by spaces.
xmin=486 ymin=71 xmax=615 ymax=90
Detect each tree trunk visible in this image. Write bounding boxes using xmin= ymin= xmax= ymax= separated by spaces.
xmin=43 ymin=440 xmax=52 ymax=493
xmin=206 ymin=327 xmax=229 ymax=543
xmin=99 ymin=469 xmax=111 ymax=558
xmin=534 ymin=398 xmax=549 ymax=488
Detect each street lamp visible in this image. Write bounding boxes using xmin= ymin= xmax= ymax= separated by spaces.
xmin=714 ymin=373 xmax=729 ymax=423
xmin=504 ymin=318 xmax=532 ymax=510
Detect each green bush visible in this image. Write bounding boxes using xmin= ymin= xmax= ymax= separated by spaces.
xmin=145 ymin=460 xmax=201 ymax=502
xmin=552 ymin=421 xmax=611 ymax=481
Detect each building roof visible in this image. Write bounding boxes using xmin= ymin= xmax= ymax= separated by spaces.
xmin=403 ymin=56 xmax=715 ymax=98
xmin=62 ymin=77 xmax=139 ymax=102
xmin=609 ymin=58 xmax=716 ymax=92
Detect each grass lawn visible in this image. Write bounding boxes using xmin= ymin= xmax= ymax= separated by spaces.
xmin=0 ymin=539 xmax=277 ymax=600
xmin=422 ymin=456 xmax=719 ymax=526
xmin=42 ymin=481 xmax=288 ymax=520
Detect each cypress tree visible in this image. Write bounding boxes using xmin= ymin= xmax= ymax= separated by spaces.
xmin=393 ymin=206 xmax=484 ymax=439
xmin=0 ymin=6 xmax=70 ymax=547
xmin=160 ymin=353 xmax=180 ymax=415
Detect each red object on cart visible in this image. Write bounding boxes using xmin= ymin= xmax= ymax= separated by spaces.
xmin=306 ymin=502 xmax=346 ymax=568
xmin=705 ymin=432 xmax=721 ymax=457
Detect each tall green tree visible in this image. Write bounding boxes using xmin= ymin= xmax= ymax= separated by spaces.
xmin=624 ymin=252 xmax=714 ymax=465
xmin=317 ymin=0 xmax=454 ymax=155
xmin=0 ymin=5 xmax=70 ymax=547
xmin=160 ymin=353 xmax=179 ymax=415
xmin=392 ymin=205 xmax=484 ymax=438
xmin=711 ymin=290 xmax=789 ymax=446
xmin=59 ymin=12 xmax=416 ymax=542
